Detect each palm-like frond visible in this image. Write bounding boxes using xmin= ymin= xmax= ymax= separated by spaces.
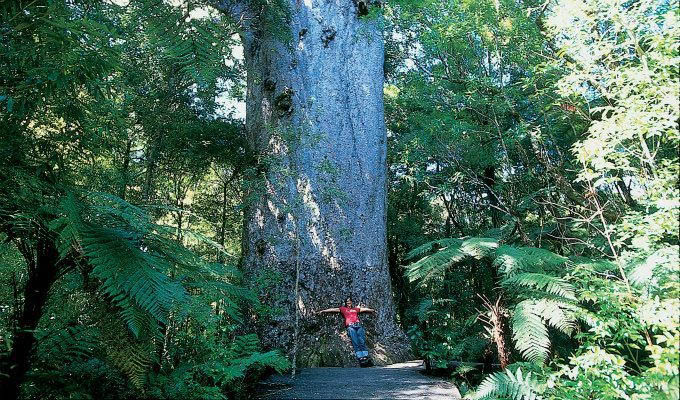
xmin=511 ymin=300 xmax=551 ymax=364
xmin=196 ymin=334 xmax=290 ymax=385
xmin=405 ymin=237 xmax=498 ymax=282
xmin=628 ymin=245 xmax=679 ymax=288
xmin=35 ymin=325 xmax=98 ymax=362
xmin=502 ymin=273 xmax=577 ymax=301
xmin=81 ymin=225 xmax=187 ymax=330
xmin=461 ymin=237 xmax=499 ymax=259
xmin=406 ymin=238 xmax=464 ymax=260
xmin=406 ymin=236 xmax=581 ymax=365
xmin=467 ymin=367 xmax=543 ymax=400
xmin=494 ymin=246 xmax=568 ymax=277
xmin=529 ymin=299 xmax=577 ymax=335
xmin=406 ymin=243 xmax=467 ymax=282
xmin=511 ymin=299 xmax=581 ymax=364
xmin=137 ymin=0 xmax=237 ymax=89
xmin=49 ymin=192 xmax=258 ymax=389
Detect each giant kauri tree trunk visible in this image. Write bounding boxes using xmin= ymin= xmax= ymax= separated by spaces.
xmin=217 ymin=0 xmax=410 ymax=367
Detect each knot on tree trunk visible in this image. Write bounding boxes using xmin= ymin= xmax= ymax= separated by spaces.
xmin=321 ymin=27 xmax=336 ymax=48
xmin=274 ymin=88 xmax=294 ymax=118
xmin=352 ymin=0 xmax=382 ymax=17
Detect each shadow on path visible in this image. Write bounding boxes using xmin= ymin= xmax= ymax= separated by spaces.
xmin=256 ymin=360 xmax=462 ymax=399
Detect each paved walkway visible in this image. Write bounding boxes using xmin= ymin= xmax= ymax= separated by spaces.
xmin=256 ymin=360 xmax=462 ymax=399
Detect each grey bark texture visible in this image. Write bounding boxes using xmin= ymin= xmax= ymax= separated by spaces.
xmin=219 ymin=0 xmax=410 ymax=367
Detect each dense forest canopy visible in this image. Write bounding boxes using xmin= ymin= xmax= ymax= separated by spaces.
xmin=0 ymin=0 xmax=678 ymax=399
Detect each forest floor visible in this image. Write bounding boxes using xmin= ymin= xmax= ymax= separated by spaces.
xmin=255 ymin=360 xmax=462 ymax=399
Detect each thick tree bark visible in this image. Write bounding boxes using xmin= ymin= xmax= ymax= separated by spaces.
xmin=222 ymin=0 xmax=410 ymax=366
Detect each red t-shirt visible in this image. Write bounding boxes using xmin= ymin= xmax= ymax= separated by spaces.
xmin=339 ymin=306 xmax=360 ymax=326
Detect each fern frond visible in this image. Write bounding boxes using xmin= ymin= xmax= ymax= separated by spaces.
xmin=406 ymin=237 xmax=499 ymax=283
xmin=198 ymin=334 xmax=290 ymax=385
xmin=502 ymin=273 xmax=577 ymax=301
xmin=107 ymin=338 xmax=154 ymax=389
xmin=415 ymin=298 xmax=434 ymax=322
xmin=530 ymin=299 xmax=577 ymax=335
xmin=99 ymin=315 xmax=155 ymax=390
xmin=81 ymin=225 xmax=187 ymax=330
xmin=232 ymin=334 xmax=261 ymax=358
xmin=468 ymin=367 xmax=543 ymax=400
xmin=35 ymin=325 xmax=97 ymax=362
xmin=406 ymin=238 xmax=464 ymax=261
xmin=406 ymin=243 xmax=467 ymax=282
xmin=116 ymin=296 xmax=159 ymax=339
xmin=511 ymin=300 xmax=551 ymax=364
xmin=572 ymin=257 xmax=618 ymax=273
xmin=460 ymin=237 xmax=499 ymax=259
xmin=628 ymin=245 xmax=679 ymax=288
xmin=495 ymin=246 xmax=568 ymax=276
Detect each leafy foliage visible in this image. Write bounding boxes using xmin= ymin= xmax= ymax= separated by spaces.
xmin=407 ymin=237 xmax=581 ymax=364
xmin=0 ymin=0 xmax=285 ymax=398
xmin=389 ymin=0 xmax=678 ymax=397
xmin=469 ymin=367 xmax=542 ymax=400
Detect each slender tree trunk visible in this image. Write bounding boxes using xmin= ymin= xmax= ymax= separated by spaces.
xmin=119 ymin=137 xmax=132 ymax=200
xmin=0 ymin=234 xmax=60 ymax=400
xmin=219 ymin=177 xmax=228 ymax=263
xmin=229 ymin=0 xmax=410 ymax=367
xmin=482 ymin=166 xmax=501 ymax=228
xmin=143 ymin=143 xmax=156 ymax=203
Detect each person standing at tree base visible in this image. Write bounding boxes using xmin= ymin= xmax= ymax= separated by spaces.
xmin=318 ymin=297 xmax=375 ymax=366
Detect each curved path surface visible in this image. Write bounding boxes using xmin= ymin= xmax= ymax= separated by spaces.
xmin=256 ymin=360 xmax=461 ymax=400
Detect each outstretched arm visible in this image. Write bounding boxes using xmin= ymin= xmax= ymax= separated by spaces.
xmin=359 ymin=307 xmax=376 ymax=313
xmin=317 ymin=308 xmax=341 ymax=314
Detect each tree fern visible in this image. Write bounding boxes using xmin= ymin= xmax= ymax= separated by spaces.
xmin=48 ymin=192 xmax=255 ymax=389
xmin=502 ymin=273 xmax=576 ymax=301
xmin=35 ymin=325 xmax=98 ymax=363
xmin=494 ymin=246 xmax=568 ymax=277
xmin=136 ymin=0 xmax=237 ymax=91
xmin=94 ymin=312 xmax=156 ymax=390
xmin=628 ymin=245 xmax=679 ymax=290
xmin=81 ymin=224 xmax=187 ymax=329
xmin=460 ymin=237 xmax=499 ymax=259
xmin=511 ymin=300 xmax=553 ymax=364
xmin=195 ymin=334 xmax=290 ymax=386
xmin=406 ymin=238 xmax=464 ymax=260
xmin=406 ymin=237 xmax=497 ymax=282
xmin=406 ymin=243 xmax=467 ymax=282
xmin=467 ymin=367 xmax=543 ymax=400
xmin=406 ymin=236 xmax=581 ymax=365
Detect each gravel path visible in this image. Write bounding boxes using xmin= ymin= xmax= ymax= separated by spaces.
xmin=256 ymin=360 xmax=462 ymax=400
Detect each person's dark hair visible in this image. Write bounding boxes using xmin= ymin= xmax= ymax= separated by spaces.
xmin=342 ymin=296 xmax=353 ymax=307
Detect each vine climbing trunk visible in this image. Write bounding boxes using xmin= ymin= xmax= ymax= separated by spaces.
xmin=219 ymin=0 xmax=410 ymax=367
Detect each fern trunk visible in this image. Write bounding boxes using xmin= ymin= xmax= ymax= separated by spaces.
xmin=0 ymin=234 xmax=60 ymax=399
xmin=490 ymin=302 xmax=510 ymax=369
xmin=232 ymin=1 xmax=410 ymax=367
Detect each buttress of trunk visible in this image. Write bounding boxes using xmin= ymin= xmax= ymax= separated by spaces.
xmin=0 ymin=234 xmax=60 ymax=400
xmin=238 ymin=1 xmax=410 ymax=367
